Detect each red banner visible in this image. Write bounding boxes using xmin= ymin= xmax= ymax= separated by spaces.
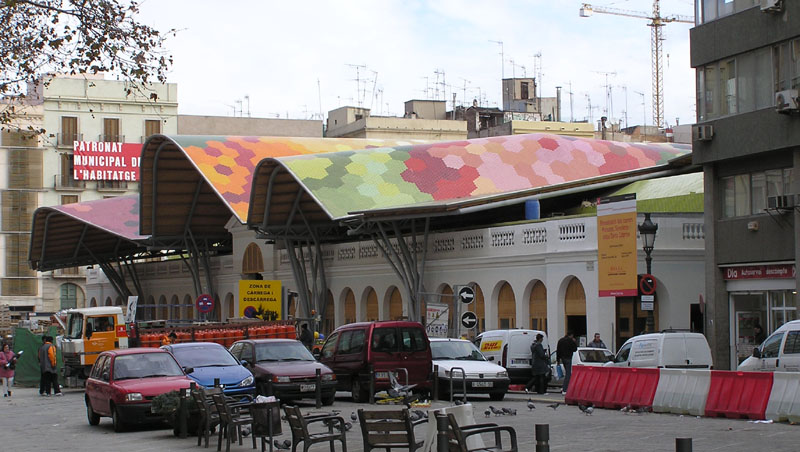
xmin=72 ymin=141 xmax=141 ymax=181
xmin=722 ymin=264 xmax=796 ymax=280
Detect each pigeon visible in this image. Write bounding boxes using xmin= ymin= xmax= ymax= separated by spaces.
xmin=344 ymin=422 xmax=352 ymax=431
xmin=454 ymin=399 xmax=464 ymax=406
xmin=620 ymin=404 xmax=632 ymax=413
xmin=484 ymin=409 xmax=491 ymax=418
xmin=578 ymin=403 xmax=594 ymax=415
xmin=634 ymin=406 xmax=649 ymax=414
xmin=274 ymin=440 xmax=291 ymax=450
xmin=351 ymin=411 xmax=357 ymax=421
xmin=547 ymin=403 xmax=561 ymax=411
xmin=527 ymin=399 xmax=536 ymax=411
xmin=413 ymin=410 xmax=428 ymax=420
xmin=509 ymin=409 xmax=517 ymax=416
xmin=501 ymin=407 xmax=512 ymax=415
xmin=489 ymin=406 xmax=504 ymax=416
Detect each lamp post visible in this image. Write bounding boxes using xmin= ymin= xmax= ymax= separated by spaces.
xmin=638 ymin=213 xmax=658 ymax=332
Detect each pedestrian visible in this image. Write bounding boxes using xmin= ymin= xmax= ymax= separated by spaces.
xmin=299 ymin=323 xmax=314 ymax=350
xmin=0 ymin=342 xmax=16 ymax=397
xmin=556 ymin=331 xmax=578 ymax=395
xmin=161 ymin=331 xmax=177 ymax=346
xmin=753 ymin=324 xmax=766 ymax=345
xmin=525 ymin=333 xmax=549 ymax=394
xmin=588 ymin=333 xmax=606 ymax=349
xmin=38 ymin=335 xmax=61 ymax=396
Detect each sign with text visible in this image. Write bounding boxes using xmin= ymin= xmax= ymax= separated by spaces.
xmin=597 ymin=194 xmax=638 ymax=297
xmin=238 ymin=280 xmax=282 ymax=320
xmin=722 ymin=264 xmax=796 ymax=280
xmin=73 ymin=141 xmax=141 ymax=181
xmin=426 ymin=303 xmax=449 ymax=338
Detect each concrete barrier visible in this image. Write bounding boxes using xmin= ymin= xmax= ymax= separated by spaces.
xmin=705 ymin=370 xmax=773 ymax=420
xmin=600 ymin=367 xmax=660 ymax=409
xmin=564 ymin=365 xmax=609 ymax=406
xmin=765 ymin=372 xmax=800 ymax=423
xmin=652 ymin=369 xmax=711 ymax=416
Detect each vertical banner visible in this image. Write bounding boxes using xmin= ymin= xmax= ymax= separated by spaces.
xmin=238 ymin=280 xmax=282 ymax=320
xmin=425 ymin=303 xmax=449 ymax=338
xmin=597 ymin=194 xmax=638 ymax=297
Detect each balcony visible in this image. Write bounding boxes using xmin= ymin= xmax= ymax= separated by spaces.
xmin=99 ymin=134 xmax=125 ymax=142
xmin=54 ymin=174 xmax=85 ymax=191
xmin=96 ymin=180 xmax=129 ymax=192
xmin=56 ymin=133 xmax=82 ymax=148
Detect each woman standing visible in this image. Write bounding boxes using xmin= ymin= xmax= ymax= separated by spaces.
xmin=0 ymin=343 xmax=15 ymax=397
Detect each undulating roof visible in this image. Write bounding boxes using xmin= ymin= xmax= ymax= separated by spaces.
xmin=29 ymin=195 xmax=145 ymax=271
xmin=139 ymin=135 xmax=428 ymax=241
xmin=609 ymin=172 xmax=704 ymax=213
xmin=248 ymin=134 xmax=692 ymax=230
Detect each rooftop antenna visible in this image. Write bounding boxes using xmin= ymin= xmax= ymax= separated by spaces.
xmin=244 ymin=95 xmax=250 ymax=117
xmin=585 ymin=93 xmax=593 ymax=123
xmin=317 ymin=79 xmax=323 ymax=120
xmin=234 ymin=99 xmax=242 ymax=117
xmin=532 ymin=51 xmax=543 ymax=113
xmin=634 ymin=90 xmax=647 ymax=142
xmin=568 ymin=81 xmax=574 ymax=122
xmin=593 ymin=71 xmax=617 ymax=120
xmin=460 ymin=78 xmax=470 ymax=108
xmin=489 ymin=40 xmax=504 ymax=103
xmin=345 ymin=63 xmax=367 ymax=107
xmin=369 ymin=70 xmax=379 ymax=110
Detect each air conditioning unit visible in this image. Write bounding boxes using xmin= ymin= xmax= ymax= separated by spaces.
xmin=693 ymin=124 xmax=713 ymax=141
xmin=776 ymin=90 xmax=800 ymax=113
xmin=767 ymin=194 xmax=795 ymax=210
xmin=761 ymin=0 xmax=783 ymax=12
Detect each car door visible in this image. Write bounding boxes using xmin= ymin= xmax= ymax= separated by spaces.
xmin=759 ymin=331 xmax=785 ymax=371
xmin=86 ymin=355 xmax=107 ymax=413
xmin=397 ymin=326 xmax=429 ymax=386
xmin=97 ymin=355 xmax=113 ymax=415
xmin=318 ymin=333 xmax=341 ymax=388
xmin=780 ymin=330 xmax=800 ymax=371
xmin=335 ymin=329 xmax=367 ymax=385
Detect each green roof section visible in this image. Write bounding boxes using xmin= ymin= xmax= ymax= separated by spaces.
xmin=574 ymin=172 xmax=704 ymax=215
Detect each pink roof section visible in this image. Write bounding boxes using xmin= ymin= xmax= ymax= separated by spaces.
xmin=50 ymin=194 xmax=144 ymax=240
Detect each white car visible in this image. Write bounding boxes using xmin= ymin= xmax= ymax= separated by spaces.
xmin=430 ymin=338 xmax=510 ymax=401
xmin=549 ymin=347 xmax=614 ymax=387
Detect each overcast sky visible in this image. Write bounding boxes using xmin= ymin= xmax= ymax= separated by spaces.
xmin=138 ymin=0 xmax=697 ymax=128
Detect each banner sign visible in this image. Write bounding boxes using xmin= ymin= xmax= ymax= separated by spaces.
xmin=722 ymin=264 xmax=796 ymax=280
xmin=597 ymin=194 xmax=638 ymax=297
xmin=238 ymin=280 xmax=282 ymax=320
xmin=425 ymin=303 xmax=449 ymax=338
xmin=72 ymin=141 xmax=141 ymax=181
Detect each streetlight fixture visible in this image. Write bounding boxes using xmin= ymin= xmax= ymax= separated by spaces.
xmin=638 ymin=213 xmax=658 ymax=332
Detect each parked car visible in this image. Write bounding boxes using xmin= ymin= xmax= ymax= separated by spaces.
xmin=476 ymin=329 xmax=550 ymax=384
xmin=85 ymin=348 xmax=193 ymax=432
xmin=161 ymin=342 xmax=255 ymax=395
xmin=738 ymin=319 xmax=800 ymax=372
xmin=548 ymin=347 xmax=614 ymax=387
xmin=430 ymin=338 xmax=510 ymax=401
xmin=229 ymin=339 xmax=337 ymax=405
xmin=605 ymin=331 xmax=712 ymax=369
xmin=318 ymin=321 xmax=432 ymax=403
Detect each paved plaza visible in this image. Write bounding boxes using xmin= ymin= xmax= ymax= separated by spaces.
xmin=2 ymin=386 xmax=797 ymax=451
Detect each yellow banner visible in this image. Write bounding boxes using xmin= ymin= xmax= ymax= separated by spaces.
xmin=480 ymin=340 xmax=503 ymax=353
xmin=238 ymin=280 xmax=282 ymax=320
xmin=597 ymin=195 xmax=638 ymax=297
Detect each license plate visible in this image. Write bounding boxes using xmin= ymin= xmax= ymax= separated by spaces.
xmin=472 ymin=381 xmax=493 ymax=388
xmin=375 ymin=371 xmax=397 ymax=380
xmin=511 ymin=359 xmax=529 ymax=365
xmin=300 ymin=383 xmax=316 ymax=392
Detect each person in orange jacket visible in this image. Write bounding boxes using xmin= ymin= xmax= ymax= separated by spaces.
xmin=38 ymin=335 xmax=61 ymax=396
xmin=161 ymin=331 xmax=177 ymax=346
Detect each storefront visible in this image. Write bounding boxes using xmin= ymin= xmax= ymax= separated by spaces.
xmin=724 ymin=262 xmax=797 ymax=366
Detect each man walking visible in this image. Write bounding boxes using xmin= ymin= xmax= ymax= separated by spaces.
xmin=38 ymin=335 xmax=61 ymax=396
xmin=556 ymin=331 xmax=578 ymax=395
xmin=588 ymin=333 xmax=606 ymax=349
xmin=299 ymin=323 xmax=314 ymax=350
xmin=525 ymin=333 xmax=549 ymax=394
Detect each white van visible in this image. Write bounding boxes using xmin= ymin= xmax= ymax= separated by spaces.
xmin=476 ymin=329 xmax=549 ymax=384
xmin=737 ymin=319 xmax=800 ymax=372
xmin=606 ymin=331 xmax=712 ymax=369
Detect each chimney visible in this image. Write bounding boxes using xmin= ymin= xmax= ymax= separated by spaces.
xmin=555 ymin=86 xmax=562 ymax=122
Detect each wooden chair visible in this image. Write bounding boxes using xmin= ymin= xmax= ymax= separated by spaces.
xmin=445 ymin=413 xmax=518 ymax=452
xmin=210 ymin=388 xmax=256 ymax=452
xmin=283 ymin=405 xmax=348 ymax=452
xmin=357 ymin=408 xmax=425 ymax=452
xmin=192 ymin=387 xmax=221 ymax=448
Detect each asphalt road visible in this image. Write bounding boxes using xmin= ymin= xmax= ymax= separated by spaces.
xmin=2 ymin=386 xmax=797 ymax=451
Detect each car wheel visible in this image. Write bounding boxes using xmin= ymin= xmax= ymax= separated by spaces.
xmin=489 ymin=392 xmax=506 ymax=401
xmin=86 ymin=398 xmax=100 ymax=426
xmin=351 ymin=379 xmax=368 ymax=403
xmin=111 ymin=404 xmax=126 ymax=433
xmin=321 ymin=392 xmax=335 ymax=406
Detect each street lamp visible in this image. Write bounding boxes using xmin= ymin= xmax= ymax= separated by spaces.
xmin=638 ymin=213 xmax=658 ymax=332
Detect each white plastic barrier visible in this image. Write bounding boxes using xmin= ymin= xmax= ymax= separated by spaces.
xmin=765 ymin=372 xmax=800 ymax=423
xmin=652 ymin=369 xmax=711 ymax=416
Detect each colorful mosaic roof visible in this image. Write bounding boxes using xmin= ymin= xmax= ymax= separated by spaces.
xmin=50 ymin=194 xmax=144 ymax=240
xmin=169 ymin=136 xmax=429 ymax=221
xmin=271 ymin=134 xmax=692 ymax=219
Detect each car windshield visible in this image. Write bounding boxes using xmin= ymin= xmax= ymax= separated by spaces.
xmin=255 ymin=342 xmax=315 ymax=362
xmin=579 ymin=349 xmax=613 ymax=363
xmin=171 ymin=345 xmax=239 ymax=368
xmin=65 ymin=313 xmax=83 ymax=339
xmin=431 ymin=341 xmax=486 ymax=361
xmin=114 ymin=353 xmax=183 ymax=380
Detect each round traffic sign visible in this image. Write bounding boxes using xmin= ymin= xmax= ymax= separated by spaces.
xmin=461 ymin=311 xmax=478 ymax=329
xmin=458 ymin=286 xmax=475 ymax=304
xmin=195 ymin=294 xmax=215 ymax=313
xmin=639 ymin=274 xmax=656 ymax=295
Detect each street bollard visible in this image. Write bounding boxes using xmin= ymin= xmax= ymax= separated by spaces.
xmin=535 ymin=424 xmax=550 ymax=452
xmin=676 ymin=438 xmax=692 ymax=452
xmin=369 ymin=364 xmax=375 ymax=404
xmin=315 ymin=368 xmax=322 ymax=409
xmin=178 ymin=385 xmax=190 ymax=438
xmin=436 ymin=412 xmax=449 ymax=452
xmin=432 ymin=365 xmax=439 ymax=401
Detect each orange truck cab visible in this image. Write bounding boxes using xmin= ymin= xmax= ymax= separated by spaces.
xmin=60 ymin=307 xmax=128 ymax=379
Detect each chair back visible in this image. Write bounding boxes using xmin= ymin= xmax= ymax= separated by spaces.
xmin=283 ymin=405 xmax=310 ymax=439
xmin=358 ymin=408 xmax=415 ymax=447
xmin=209 ymin=388 xmax=235 ymax=424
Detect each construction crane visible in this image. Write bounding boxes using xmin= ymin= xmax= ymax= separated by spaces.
xmin=580 ymin=2 xmax=693 ymax=128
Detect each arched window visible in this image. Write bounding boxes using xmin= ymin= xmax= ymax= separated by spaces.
xmin=60 ymin=283 xmax=80 ymax=309
xmin=242 ymin=242 xmax=264 ymax=274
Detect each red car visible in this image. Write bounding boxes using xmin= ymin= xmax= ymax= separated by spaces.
xmin=85 ymin=348 xmax=193 ymax=432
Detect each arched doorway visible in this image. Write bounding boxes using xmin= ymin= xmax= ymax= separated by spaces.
xmin=529 ymin=281 xmax=547 ymax=330
xmin=365 ymin=288 xmax=378 ymax=321
xmin=171 ymin=295 xmax=180 ymax=320
xmin=104 ymin=297 xmax=112 ymax=307
xmin=323 ymin=291 xmax=335 ymax=334
xmin=474 ymin=285 xmax=485 ymax=332
xmin=242 ymin=242 xmax=264 ymax=276
xmin=497 ymin=282 xmax=516 ymax=329
xmin=565 ymin=278 xmax=587 ymax=339
xmin=440 ymin=285 xmax=454 ymax=328
xmin=288 ymin=295 xmax=297 ymax=318
xmin=388 ymin=287 xmax=403 ymax=320
xmin=89 ymin=297 xmax=97 ymax=308
xmin=183 ymin=295 xmax=193 ymax=320
xmin=158 ymin=295 xmax=168 ymax=320
xmin=224 ymin=293 xmax=235 ymax=321
xmin=344 ymin=289 xmax=356 ymax=324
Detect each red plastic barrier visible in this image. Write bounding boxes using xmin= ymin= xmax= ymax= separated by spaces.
xmin=600 ymin=367 xmax=660 ymax=409
xmin=565 ymin=365 xmax=611 ymax=406
xmin=705 ymin=370 xmax=774 ymax=420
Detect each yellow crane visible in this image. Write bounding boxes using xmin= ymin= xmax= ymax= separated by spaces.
xmin=580 ymin=2 xmax=693 ymax=128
